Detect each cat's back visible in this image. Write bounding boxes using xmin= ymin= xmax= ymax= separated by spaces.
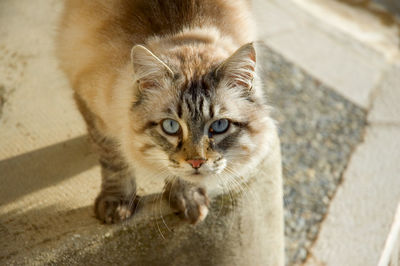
xmin=60 ymin=0 xmax=253 ymax=41
xmin=57 ymin=0 xmax=254 ymax=85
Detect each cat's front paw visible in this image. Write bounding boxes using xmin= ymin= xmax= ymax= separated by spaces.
xmin=94 ymin=192 xmax=138 ymax=224
xmin=163 ymin=179 xmax=209 ymax=224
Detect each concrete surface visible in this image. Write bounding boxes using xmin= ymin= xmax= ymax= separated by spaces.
xmin=305 ymin=126 xmax=400 ymax=266
xmin=368 ymin=62 xmax=400 ymax=124
xmin=252 ymin=0 xmax=303 ymax=37
xmin=291 ymin=0 xmax=400 ymax=62
xmin=260 ymin=45 xmax=366 ymax=264
xmin=261 ymin=0 xmax=397 ymax=109
xmin=1 ymin=143 xmax=284 ymax=265
xmin=254 ymin=0 xmax=400 ymax=265
xmin=378 ymin=203 xmax=400 ymax=266
xmin=0 ymin=0 xmax=84 ymax=156
xmin=265 ymin=23 xmax=385 ymax=108
xmin=260 ymin=1 xmax=400 ymax=265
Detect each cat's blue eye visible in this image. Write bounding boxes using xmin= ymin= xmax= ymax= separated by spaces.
xmin=161 ymin=119 xmax=180 ymax=135
xmin=210 ymin=119 xmax=230 ymax=134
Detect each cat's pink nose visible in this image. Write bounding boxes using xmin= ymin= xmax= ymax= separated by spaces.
xmin=187 ymin=159 xmax=206 ymax=169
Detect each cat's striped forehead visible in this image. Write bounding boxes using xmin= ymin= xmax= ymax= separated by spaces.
xmin=173 ymin=73 xmax=219 ymax=143
xmin=154 ymin=68 xmax=252 ymax=128
xmin=179 ymin=74 xmax=216 ymax=120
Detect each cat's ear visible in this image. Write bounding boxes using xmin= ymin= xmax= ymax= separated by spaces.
xmin=216 ymin=43 xmax=256 ymax=91
xmin=130 ymin=45 xmax=174 ymax=89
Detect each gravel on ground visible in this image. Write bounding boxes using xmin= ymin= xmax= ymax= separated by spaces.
xmin=260 ymin=44 xmax=367 ymax=265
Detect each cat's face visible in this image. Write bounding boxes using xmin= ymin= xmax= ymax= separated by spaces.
xmin=127 ymin=44 xmax=272 ymax=186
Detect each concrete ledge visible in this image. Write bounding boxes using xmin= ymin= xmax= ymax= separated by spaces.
xmin=259 ymin=0 xmax=400 ymax=109
xmin=368 ymin=62 xmax=400 ymax=124
xmin=1 ymin=137 xmax=284 ymax=265
xmin=305 ymin=126 xmax=400 ymax=266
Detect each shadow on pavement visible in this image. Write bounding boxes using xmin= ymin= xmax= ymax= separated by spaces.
xmin=0 ymin=135 xmax=97 ymax=205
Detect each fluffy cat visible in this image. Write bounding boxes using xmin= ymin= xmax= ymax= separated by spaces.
xmin=57 ymin=0 xmax=277 ymax=225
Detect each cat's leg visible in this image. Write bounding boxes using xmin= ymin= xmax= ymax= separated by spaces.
xmin=74 ymin=93 xmax=138 ymax=224
xmin=90 ymin=127 xmax=139 ymax=224
xmin=94 ymin=142 xmax=138 ymax=224
xmin=163 ymin=178 xmax=209 ymax=224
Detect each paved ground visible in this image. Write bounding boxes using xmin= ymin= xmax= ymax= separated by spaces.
xmin=0 ymin=0 xmax=399 ymax=265
xmin=254 ymin=0 xmax=400 ymax=265
xmin=260 ymin=46 xmax=367 ymax=264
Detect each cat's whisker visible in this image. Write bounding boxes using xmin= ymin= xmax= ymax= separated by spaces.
xmin=231 ymin=170 xmax=261 ymax=207
xmin=214 ymin=184 xmax=225 ymax=222
xmin=224 ymin=167 xmax=261 ymax=210
xmin=153 ymin=172 xmax=178 ymax=236
xmin=158 ymin=179 xmax=172 ymax=233
xmin=223 ymin=167 xmax=248 ymax=192
xmin=168 ymin=176 xmax=178 ymax=213
xmin=122 ymin=192 xmax=139 ymax=227
xmin=154 ymin=213 xmax=166 ymax=240
xmin=222 ymin=171 xmax=250 ymax=208
xmin=222 ymin=171 xmax=261 ymax=232
xmin=127 ymin=193 xmax=138 ymax=218
xmin=223 ymin=175 xmax=241 ymax=233
xmin=225 ymin=153 xmax=251 ymax=158
xmin=151 ymin=184 xmax=168 ymax=240
xmin=214 ymin=176 xmax=230 ymax=227
xmin=138 ymin=166 xmax=170 ymax=187
xmin=141 ymin=157 xmax=172 ymax=162
xmin=216 ymin=173 xmax=237 ymax=232
xmin=125 ymin=166 xmax=168 ymax=237
xmin=125 ymin=166 xmax=169 ymax=226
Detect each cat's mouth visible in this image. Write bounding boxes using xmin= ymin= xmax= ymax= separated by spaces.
xmin=191 ymin=169 xmax=202 ymax=175
xmin=185 ymin=168 xmax=210 ymax=178
xmin=171 ymin=157 xmax=227 ymax=179
xmin=188 ymin=166 xmax=221 ymax=177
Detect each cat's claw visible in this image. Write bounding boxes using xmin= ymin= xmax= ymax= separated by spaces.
xmin=95 ymin=193 xmax=138 ymax=224
xmin=163 ymin=179 xmax=209 ymax=224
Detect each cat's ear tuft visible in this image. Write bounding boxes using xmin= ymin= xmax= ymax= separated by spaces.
xmin=130 ymin=45 xmax=174 ymax=89
xmin=216 ymin=43 xmax=256 ymax=90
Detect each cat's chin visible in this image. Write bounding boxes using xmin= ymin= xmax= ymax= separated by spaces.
xmin=179 ymin=171 xmax=213 ymax=184
xmin=186 ymin=170 xmax=207 ymax=179
xmin=187 ymin=168 xmax=222 ymax=178
xmin=190 ymin=171 xmax=202 ymax=176
xmin=165 ymin=165 xmax=226 ymax=188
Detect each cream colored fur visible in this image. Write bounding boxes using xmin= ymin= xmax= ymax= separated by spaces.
xmin=57 ymin=3 xmax=283 ymax=263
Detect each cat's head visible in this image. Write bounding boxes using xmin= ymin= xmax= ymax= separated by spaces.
xmin=125 ymin=43 xmax=275 ymax=187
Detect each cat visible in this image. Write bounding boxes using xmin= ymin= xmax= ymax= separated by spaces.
xmin=57 ymin=0 xmax=278 ymax=225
